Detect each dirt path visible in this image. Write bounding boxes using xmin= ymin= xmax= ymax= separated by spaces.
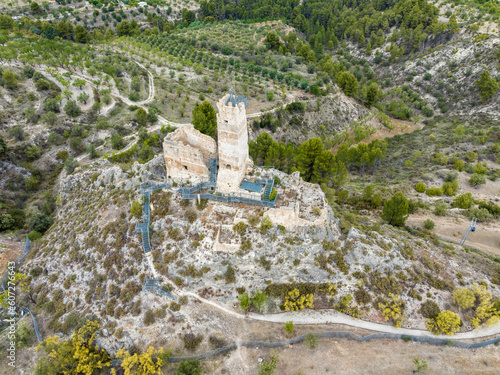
xmin=178 ymin=291 xmax=500 ymax=341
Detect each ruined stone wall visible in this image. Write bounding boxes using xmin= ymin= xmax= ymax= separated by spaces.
xmin=168 ymin=124 xmax=216 ymax=161
xmin=216 ymin=94 xmax=250 ymax=193
xmin=163 ymin=140 xmax=210 ymax=183
xmin=163 ymin=125 xmax=216 ymax=184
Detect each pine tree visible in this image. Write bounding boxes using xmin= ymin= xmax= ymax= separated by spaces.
xmin=0 ymin=136 xmax=6 ymax=155
xmin=312 ymin=150 xmax=335 ymax=184
xmin=330 ymin=159 xmax=349 ymax=189
xmin=30 ymin=2 xmax=42 ymax=14
xmin=136 ymin=108 xmax=148 ymax=126
xmin=365 ymin=42 xmax=372 ymax=56
xmin=75 ymin=25 xmax=90 ymax=44
xmin=381 ymin=192 xmax=409 ymax=227
xmin=476 ymin=71 xmax=498 ymax=102
xmin=337 ymin=72 xmax=358 ymax=96
xmin=297 ymin=138 xmax=324 ymax=182
xmin=366 ymin=83 xmax=378 ymax=108
xmin=447 ymin=14 xmax=459 ymax=33
xmin=192 ymin=101 xmax=217 ymax=137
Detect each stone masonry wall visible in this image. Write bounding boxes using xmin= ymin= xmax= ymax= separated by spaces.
xmin=216 ymin=94 xmax=250 ymax=193
xmin=163 ymin=140 xmax=210 ymax=183
xmin=168 ymin=124 xmax=216 ymax=161
xmin=163 ymin=125 xmax=216 ymax=183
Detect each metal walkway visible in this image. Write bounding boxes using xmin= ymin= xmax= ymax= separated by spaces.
xmin=135 ymin=183 xmax=172 ymax=254
xmin=209 ymin=157 xmax=218 ymax=187
xmin=137 ymin=183 xmax=178 ymax=301
xmin=257 ymin=178 xmax=274 ymax=200
xmin=143 ymin=277 xmax=176 ymax=300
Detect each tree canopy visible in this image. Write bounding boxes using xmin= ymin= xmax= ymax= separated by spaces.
xmin=381 ymin=191 xmax=409 ymax=227
xmin=192 ymin=101 xmax=217 ymax=137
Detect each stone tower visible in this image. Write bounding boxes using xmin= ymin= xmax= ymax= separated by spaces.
xmin=216 ymin=90 xmax=249 ymax=193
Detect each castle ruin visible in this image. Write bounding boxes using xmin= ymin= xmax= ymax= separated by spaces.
xmin=163 ymin=92 xmax=251 ymax=194
xmin=162 ymin=124 xmax=216 ymax=184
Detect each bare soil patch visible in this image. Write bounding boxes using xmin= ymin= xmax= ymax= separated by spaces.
xmin=407 ymin=212 xmax=500 ymax=255
xmin=0 ymin=237 xmax=23 ymax=271
xmin=204 ymin=337 xmax=500 ymax=375
xmin=331 ymin=117 xmax=421 ymax=153
xmin=365 ymin=118 xmax=421 ymax=144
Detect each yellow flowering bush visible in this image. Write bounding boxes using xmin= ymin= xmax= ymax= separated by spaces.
xmin=283 ymin=288 xmax=314 ymax=311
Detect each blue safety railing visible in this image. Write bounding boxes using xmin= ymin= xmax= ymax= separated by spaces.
xmin=22 ymin=307 xmax=41 ymax=342
xmin=0 ymin=237 xmax=42 ymax=343
xmin=263 ymin=179 xmax=274 ymax=200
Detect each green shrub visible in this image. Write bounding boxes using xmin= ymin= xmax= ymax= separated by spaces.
xmin=170 ymin=302 xmax=181 ymax=312
xmin=284 ymin=321 xmax=294 ymax=334
xmin=175 ymin=359 xmax=203 ymax=375
xmin=29 ymin=213 xmax=51 ymax=233
xmin=15 ymin=322 xmax=32 ymax=349
xmin=63 ymin=100 xmax=81 ymax=117
xmin=434 ymin=200 xmax=448 ymax=216
xmin=208 ymin=335 xmax=226 ymax=349
xmin=185 ymin=209 xmax=197 ymax=223
xmin=419 ymin=300 xmax=441 ymax=319
xmin=442 ymin=179 xmax=459 ymax=196
xmin=169 ymin=227 xmax=181 ymax=240
xmin=467 ymin=207 xmax=491 ymax=221
xmin=56 ymin=150 xmax=69 ymax=161
xmin=469 ymin=173 xmax=486 ymax=186
xmin=251 ymin=290 xmax=269 ymax=312
xmin=25 ymin=145 xmax=41 ymax=160
xmin=233 ymin=222 xmax=248 ymax=236
xmin=64 ymin=157 xmax=79 ymax=174
xmin=476 ymin=70 xmax=498 ymax=102
xmin=424 ymin=219 xmax=435 ymax=230
xmin=465 ymin=151 xmax=478 ymax=162
xmin=183 ymin=333 xmax=204 ymax=351
xmin=426 ymin=187 xmax=443 ymax=196
xmin=111 ymin=133 xmax=125 ymax=150
xmin=131 ymin=201 xmax=142 ymax=218
xmin=238 ymin=292 xmax=251 ymax=310
xmin=224 ymin=265 xmax=236 ymax=283
xmin=453 ymin=157 xmax=465 ymax=171
xmin=260 ymin=215 xmax=272 ymax=233
xmin=354 ymin=288 xmax=372 ymax=305
xmin=453 ymin=193 xmax=474 ymax=209
xmin=304 ymin=333 xmax=319 ymax=349
xmin=28 ymin=230 xmax=42 ymax=241
xmin=337 ymin=189 xmax=348 ymax=203
xmin=415 ymin=183 xmax=426 ymax=193
xmin=471 ymin=162 xmax=488 ymax=175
